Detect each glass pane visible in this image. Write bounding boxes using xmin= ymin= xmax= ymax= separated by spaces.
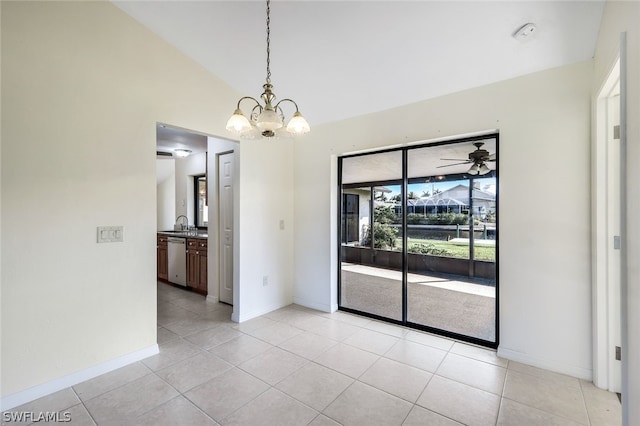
xmin=472 ymin=177 xmax=497 ymax=263
xmin=406 ymin=141 xmax=497 ymax=343
xmin=197 ymin=177 xmax=208 ymax=227
xmin=340 ymin=151 xmax=403 ymax=321
xmin=406 ymin=178 xmax=469 ymax=261
xmin=406 ymin=138 xmax=496 ymax=179
xmin=342 ymin=151 xmax=402 ymax=184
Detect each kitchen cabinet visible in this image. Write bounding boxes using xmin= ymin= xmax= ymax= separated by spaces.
xmin=157 ymin=235 xmax=168 ymax=281
xmin=187 ymin=238 xmax=208 ymax=294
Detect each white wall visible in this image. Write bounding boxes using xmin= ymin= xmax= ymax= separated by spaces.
xmin=1 ymin=1 xmax=298 ymax=405
xmin=0 ymin=1 xmax=243 ymax=402
xmin=236 ymin=139 xmax=295 ymax=321
xmin=592 ymin=1 xmax=640 ymax=423
xmin=156 ymin=159 xmax=176 ymax=231
xmin=294 ymin=61 xmax=593 ymax=378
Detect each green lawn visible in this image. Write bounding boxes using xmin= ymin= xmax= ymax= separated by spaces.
xmin=396 ymin=238 xmax=495 ymax=261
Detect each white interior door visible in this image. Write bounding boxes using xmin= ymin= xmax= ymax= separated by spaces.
xmin=594 ymin=57 xmax=622 ymax=393
xmin=218 ymin=152 xmax=234 ymax=304
xmin=606 ymin=90 xmax=622 ymax=393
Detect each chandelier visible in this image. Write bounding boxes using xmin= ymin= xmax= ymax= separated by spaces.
xmin=226 ymin=0 xmax=310 ymax=138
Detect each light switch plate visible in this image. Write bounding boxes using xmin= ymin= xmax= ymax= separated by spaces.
xmin=97 ymin=226 xmax=124 ymax=243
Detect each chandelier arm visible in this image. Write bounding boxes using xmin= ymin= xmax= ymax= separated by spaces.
xmin=250 ymin=104 xmax=264 ymax=121
xmin=273 ymin=105 xmax=286 ymax=121
xmin=274 ymin=98 xmax=301 ymax=113
xmin=236 ymin=96 xmax=261 ymax=110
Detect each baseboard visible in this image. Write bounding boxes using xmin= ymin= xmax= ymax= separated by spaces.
xmin=206 ymin=294 xmax=219 ymax=304
xmin=234 ymin=297 xmax=335 ymax=323
xmin=235 ymin=301 xmax=291 ymax=323
xmin=0 ymin=344 xmax=159 ymax=411
xmin=497 ymin=346 xmax=592 ymax=381
xmin=292 ymin=296 xmax=335 ymax=313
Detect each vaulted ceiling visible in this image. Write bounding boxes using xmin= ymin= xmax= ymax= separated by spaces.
xmin=115 ymin=0 xmax=605 ymax=127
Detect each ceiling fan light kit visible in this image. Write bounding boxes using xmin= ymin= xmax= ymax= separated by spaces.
xmin=226 ymin=0 xmax=310 ymax=139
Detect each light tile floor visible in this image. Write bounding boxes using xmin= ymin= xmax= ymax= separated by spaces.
xmin=4 ymin=282 xmax=621 ymax=426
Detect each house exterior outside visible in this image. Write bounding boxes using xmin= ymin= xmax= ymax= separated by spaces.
xmin=409 ymin=184 xmax=496 ymax=219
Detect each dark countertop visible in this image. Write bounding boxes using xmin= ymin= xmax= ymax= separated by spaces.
xmin=157 ymin=231 xmax=208 ymax=239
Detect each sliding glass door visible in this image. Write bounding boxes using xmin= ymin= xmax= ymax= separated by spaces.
xmin=338 ymin=135 xmax=498 ymax=347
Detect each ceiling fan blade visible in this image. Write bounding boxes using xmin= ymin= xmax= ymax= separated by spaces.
xmin=489 ymin=153 xmax=496 ymax=160
xmin=440 ymin=158 xmax=470 ymax=161
xmin=437 ymin=162 xmax=472 ymax=168
xmin=487 ymin=159 xmax=497 ymax=163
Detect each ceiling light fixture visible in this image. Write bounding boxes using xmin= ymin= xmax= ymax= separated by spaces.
xmin=174 ymin=149 xmax=192 ymax=158
xmin=226 ymin=0 xmax=310 ymax=139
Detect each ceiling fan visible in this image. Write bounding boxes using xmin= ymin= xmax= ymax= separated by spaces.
xmin=438 ymin=142 xmax=496 ymax=175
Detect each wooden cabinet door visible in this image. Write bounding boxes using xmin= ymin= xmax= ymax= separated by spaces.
xmin=186 ymin=238 xmax=208 ymax=295
xmin=157 ymin=236 xmax=168 ymax=281
xmin=197 ymin=252 xmax=208 ymax=293
xmin=186 ymin=249 xmax=198 ymax=288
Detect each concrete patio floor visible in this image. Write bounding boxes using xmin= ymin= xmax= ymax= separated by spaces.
xmin=341 ymin=263 xmax=496 ymax=342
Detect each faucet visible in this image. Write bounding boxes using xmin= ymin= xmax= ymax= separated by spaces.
xmin=175 ymin=215 xmax=189 ymax=231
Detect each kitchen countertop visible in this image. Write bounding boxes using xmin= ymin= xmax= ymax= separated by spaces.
xmin=157 ymin=231 xmax=208 ymax=239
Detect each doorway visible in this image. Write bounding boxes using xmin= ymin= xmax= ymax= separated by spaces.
xmin=156 ymin=124 xmax=239 ymax=305
xmin=338 ymin=135 xmax=499 ymax=348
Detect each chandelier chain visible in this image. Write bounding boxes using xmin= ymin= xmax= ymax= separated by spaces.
xmin=265 ymin=0 xmax=271 ymax=84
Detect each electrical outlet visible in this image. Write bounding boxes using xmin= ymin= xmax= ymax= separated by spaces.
xmin=263 ymin=275 xmax=269 ymax=286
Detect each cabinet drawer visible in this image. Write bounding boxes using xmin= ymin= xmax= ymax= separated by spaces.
xmin=187 ymin=238 xmax=207 ymax=249
xmin=157 ymin=235 xmax=168 ymax=246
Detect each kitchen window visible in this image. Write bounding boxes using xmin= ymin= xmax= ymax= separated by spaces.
xmin=194 ymin=175 xmax=208 ymax=228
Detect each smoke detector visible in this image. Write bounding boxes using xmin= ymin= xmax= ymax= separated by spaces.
xmin=513 ymin=23 xmax=537 ymax=40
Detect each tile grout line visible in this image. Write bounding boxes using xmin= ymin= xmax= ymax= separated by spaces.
xmin=578 ymin=379 xmax=593 ymax=426
xmin=72 ymin=364 xmax=155 ymax=414
xmin=149 ymin=372 xmax=218 ymax=425
xmin=69 ymin=386 xmax=99 ymax=426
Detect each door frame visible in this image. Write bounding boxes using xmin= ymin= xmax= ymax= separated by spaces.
xmin=592 ymin=53 xmax=623 ymax=392
xmin=337 ymin=133 xmax=499 ymax=348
